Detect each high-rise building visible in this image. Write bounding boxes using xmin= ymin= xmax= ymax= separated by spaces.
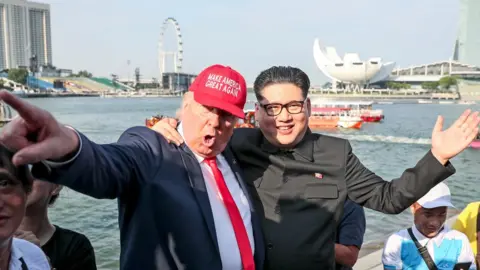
xmin=0 ymin=0 xmax=52 ymax=70
xmin=453 ymin=0 xmax=480 ymax=67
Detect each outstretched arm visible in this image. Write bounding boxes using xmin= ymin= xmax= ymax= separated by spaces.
xmin=347 ymin=110 xmax=479 ymax=214
xmin=345 ymin=142 xmax=455 ymax=214
xmin=32 ymin=126 xmax=164 ymax=199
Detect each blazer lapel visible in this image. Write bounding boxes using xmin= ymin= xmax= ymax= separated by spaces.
xmin=180 ymin=144 xmax=220 ymax=255
xmin=222 ymin=147 xmax=265 ymax=265
xmin=222 ymin=147 xmax=255 ymax=211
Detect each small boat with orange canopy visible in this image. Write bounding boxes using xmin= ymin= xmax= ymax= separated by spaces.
xmin=309 ymin=107 xmax=363 ymax=129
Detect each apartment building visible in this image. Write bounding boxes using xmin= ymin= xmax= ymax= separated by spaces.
xmin=0 ymin=0 xmax=52 ymax=70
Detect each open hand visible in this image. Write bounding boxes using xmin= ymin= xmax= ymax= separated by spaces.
xmin=0 ymin=90 xmax=79 ymax=165
xmin=151 ymin=118 xmax=183 ymax=146
xmin=431 ymin=109 xmax=479 ymax=165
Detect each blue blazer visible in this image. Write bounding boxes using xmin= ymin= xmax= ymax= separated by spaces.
xmin=33 ymin=126 xmax=265 ymax=270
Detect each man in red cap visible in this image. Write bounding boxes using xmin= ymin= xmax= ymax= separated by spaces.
xmin=0 ymin=64 xmax=265 ymax=270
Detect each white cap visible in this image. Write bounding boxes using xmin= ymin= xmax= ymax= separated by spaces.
xmin=417 ymin=182 xmax=455 ymax=209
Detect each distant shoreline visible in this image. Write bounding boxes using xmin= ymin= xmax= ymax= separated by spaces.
xmin=15 ymin=93 xmax=101 ymax=98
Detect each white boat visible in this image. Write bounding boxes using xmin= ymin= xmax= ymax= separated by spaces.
xmin=438 ymin=100 xmax=455 ymax=104
xmin=337 ymin=115 xmax=364 ymax=129
xmin=457 ymin=100 xmax=475 ymax=105
xmin=418 ymin=99 xmax=433 ymax=104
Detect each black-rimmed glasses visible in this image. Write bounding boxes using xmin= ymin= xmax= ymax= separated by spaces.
xmin=259 ymin=99 xmax=306 ymax=116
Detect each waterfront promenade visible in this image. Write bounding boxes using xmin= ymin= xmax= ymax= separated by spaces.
xmin=13 ymin=92 xmax=100 ymax=98
xmin=309 ymin=91 xmax=459 ymax=101
xmin=4 ymin=87 xmax=463 ymax=101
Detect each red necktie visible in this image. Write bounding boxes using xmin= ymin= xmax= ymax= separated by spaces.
xmin=204 ymin=157 xmax=255 ymax=270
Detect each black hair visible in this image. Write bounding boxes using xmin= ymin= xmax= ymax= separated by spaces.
xmin=253 ymin=66 xmax=310 ymax=102
xmin=0 ymin=145 xmax=32 ymax=193
xmin=49 ymin=194 xmax=59 ymax=205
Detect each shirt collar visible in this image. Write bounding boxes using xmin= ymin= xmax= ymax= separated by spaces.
xmin=260 ymin=128 xmax=314 ymax=161
xmin=411 ymin=224 xmax=448 ymax=246
xmin=9 ymin=239 xmax=24 ymax=269
xmin=178 ymin=123 xmax=205 ymax=163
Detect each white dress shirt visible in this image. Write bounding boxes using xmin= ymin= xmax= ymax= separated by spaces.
xmin=9 ymin=238 xmax=51 ymax=270
xmin=178 ymin=124 xmax=255 ymax=270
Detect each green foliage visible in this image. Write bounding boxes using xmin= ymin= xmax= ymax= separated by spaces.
xmin=7 ymin=68 xmax=28 ymax=84
xmin=386 ymin=82 xmax=411 ymax=90
xmin=71 ymin=70 xmax=93 ymax=78
xmin=421 ymin=81 xmax=439 ymax=90
xmin=438 ymin=76 xmax=458 ymax=90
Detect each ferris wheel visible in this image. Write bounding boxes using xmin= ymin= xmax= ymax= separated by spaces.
xmin=158 ymin=17 xmax=183 ymax=81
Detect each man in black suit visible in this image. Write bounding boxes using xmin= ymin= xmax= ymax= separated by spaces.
xmin=0 ymin=64 xmax=265 ymax=270
xmin=153 ymin=66 xmax=480 ymax=270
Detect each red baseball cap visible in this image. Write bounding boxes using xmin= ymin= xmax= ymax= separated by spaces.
xmin=189 ymin=64 xmax=247 ymax=118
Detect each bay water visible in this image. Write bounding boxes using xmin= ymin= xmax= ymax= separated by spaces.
xmin=16 ymin=94 xmax=480 ymax=269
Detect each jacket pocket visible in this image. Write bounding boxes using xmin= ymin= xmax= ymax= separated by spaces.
xmin=305 ymin=182 xmax=339 ymax=199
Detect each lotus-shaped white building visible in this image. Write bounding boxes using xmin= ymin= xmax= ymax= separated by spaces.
xmin=313 ymin=38 xmax=396 ymax=85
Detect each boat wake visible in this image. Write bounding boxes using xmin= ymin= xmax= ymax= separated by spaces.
xmin=326 ymin=134 xmax=431 ymax=145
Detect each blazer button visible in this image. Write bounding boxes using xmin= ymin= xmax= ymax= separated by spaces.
xmin=267 ymin=243 xmax=273 ymax=250
xmin=274 ymin=205 xmax=280 ymax=214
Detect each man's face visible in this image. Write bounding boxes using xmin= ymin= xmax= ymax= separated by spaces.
xmin=255 ymin=83 xmax=310 ymax=148
xmin=182 ymin=99 xmax=237 ymax=158
xmin=414 ymin=206 xmax=447 ymax=238
xmin=0 ymin=169 xmax=27 ymax=244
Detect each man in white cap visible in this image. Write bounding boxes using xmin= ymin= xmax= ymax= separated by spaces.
xmin=382 ymin=183 xmax=477 ymax=270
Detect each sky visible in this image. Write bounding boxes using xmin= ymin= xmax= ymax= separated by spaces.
xmin=41 ymin=0 xmax=460 ymax=85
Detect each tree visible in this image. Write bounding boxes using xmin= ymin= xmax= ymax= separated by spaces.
xmin=421 ymin=81 xmax=439 ymax=90
xmin=8 ymin=68 xmax=29 ymax=84
xmin=71 ymin=70 xmax=93 ymax=78
xmin=401 ymin=83 xmax=411 ymax=89
xmin=78 ymin=70 xmax=92 ymax=77
xmin=386 ymin=81 xmax=411 ymax=90
xmin=439 ymin=76 xmax=458 ymax=90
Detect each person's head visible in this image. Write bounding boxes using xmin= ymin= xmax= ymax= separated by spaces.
xmin=181 ymin=64 xmax=247 ymax=158
xmin=0 ymin=145 xmax=32 ymax=245
xmin=410 ymin=182 xmax=454 ymax=238
xmin=253 ymin=66 xmax=311 ymax=148
xmin=25 ymin=171 xmax=62 ymax=211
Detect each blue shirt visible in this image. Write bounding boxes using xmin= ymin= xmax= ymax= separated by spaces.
xmin=336 ymin=199 xmax=366 ymax=270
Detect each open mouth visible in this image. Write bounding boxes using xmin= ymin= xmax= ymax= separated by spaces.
xmin=277 ymin=125 xmax=294 ymax=135
xmin=0 ymin=216 xmax=10 ymax=225
xmin=203 ymin=135 xmax=216 ymax=147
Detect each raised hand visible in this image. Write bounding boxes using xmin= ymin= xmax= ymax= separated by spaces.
xmin=431 ymin=109 xmax=480 ymax=165
xmin=0 ymin=90 xmax=79 ymax=165
xmin=151 ymin=118 xmax=183 ymax=146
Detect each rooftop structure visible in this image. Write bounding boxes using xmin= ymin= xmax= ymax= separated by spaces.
xmin=389 ymin=60 xmax=480 ymax=83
